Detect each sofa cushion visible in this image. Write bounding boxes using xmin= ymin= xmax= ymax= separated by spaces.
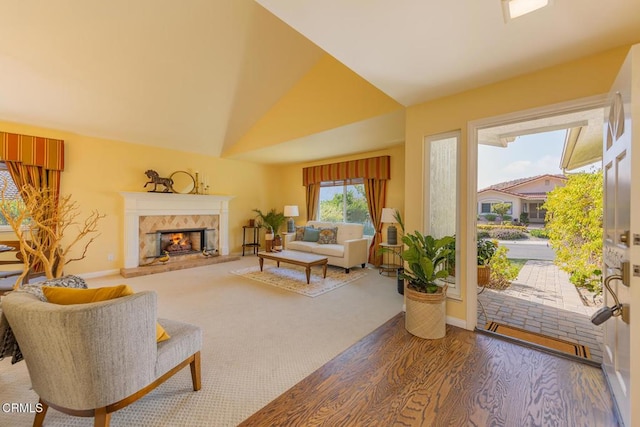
xmin=307 ymin=221 xmax=364 ymax=244
xmin=43 ymin=285 xmax=170 ymax=342
xmin=311 ymin=244 xmax=344 ymax=258
xmin=294 ymin=226 xmax=306 ymax=241
xmin=317 ymin=227 xmax=338 ymax=244
xmin=303 ymin=227 xmax=320 ymax=242
xmin=286 ymin=240 xmax=316 ymax=252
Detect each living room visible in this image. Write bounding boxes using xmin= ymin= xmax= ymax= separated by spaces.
xmin=0 ymin=1 xmax=639 ymax=426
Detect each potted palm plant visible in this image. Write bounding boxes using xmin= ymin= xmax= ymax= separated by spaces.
xmin=400 ymin=231 xmax=454 ymax=339
xmin=253 ymin=208 xmax=285 ymax=252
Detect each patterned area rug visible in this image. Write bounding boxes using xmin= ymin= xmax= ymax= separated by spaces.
xmin=231 ymin=264 xmax=368 ymax=297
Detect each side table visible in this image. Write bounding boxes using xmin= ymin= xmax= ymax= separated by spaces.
xmin=242 ymin=226 xmax=260 ymax=256
xmin=379 ymin=243 xmax=403 ymax=276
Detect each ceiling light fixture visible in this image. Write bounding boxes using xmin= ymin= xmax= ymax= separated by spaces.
xmin=502 ymin=0 xmax=551 ymax=22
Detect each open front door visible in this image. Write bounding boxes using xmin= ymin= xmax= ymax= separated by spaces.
xmin=602 ymin=44 xmax=640 ymax=427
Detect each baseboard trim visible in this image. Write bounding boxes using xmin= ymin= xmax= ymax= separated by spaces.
xmin=77 ymin=269 xmax=120 ymax=279
xmin=446 ymin=316 xmax=467 ymax=329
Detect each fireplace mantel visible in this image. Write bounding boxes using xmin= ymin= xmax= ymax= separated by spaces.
xmin=120 ymin=192 xmax=234 ymax=268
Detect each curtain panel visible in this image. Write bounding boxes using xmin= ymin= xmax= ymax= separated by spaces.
xmin=0 ymin=131 xmax=65 ymax=284
xmin=302 ymin=156 xmax=390 ymax=186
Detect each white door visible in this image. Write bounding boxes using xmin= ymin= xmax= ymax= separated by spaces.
xmin=602 ymin=44 xmax=640 ymax=427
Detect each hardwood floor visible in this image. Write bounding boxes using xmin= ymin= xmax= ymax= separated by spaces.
xmin=240 ymin=313 xmax=617 ymax=426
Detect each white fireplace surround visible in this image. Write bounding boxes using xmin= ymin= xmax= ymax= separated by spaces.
xmin=121 ymin=192 xmax=234 ymax=268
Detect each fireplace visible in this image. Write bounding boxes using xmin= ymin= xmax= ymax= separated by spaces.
xmin=121 ymin=192 xmax=234 ymax=269
xmin=157 ymin=228 xmax=205 ymax=256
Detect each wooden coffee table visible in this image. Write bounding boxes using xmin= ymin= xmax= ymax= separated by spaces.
xmin=257 ymin=250 xmax=328 ymax=284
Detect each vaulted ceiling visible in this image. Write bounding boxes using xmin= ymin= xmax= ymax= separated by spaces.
xmin=1 ymin=1 xmax=639 ymax=164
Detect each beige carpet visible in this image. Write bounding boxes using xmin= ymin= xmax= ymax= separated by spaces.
xmin=230 ymin=264 xmax=367 ymax=297
xmin=0 ymin=257 xmax=403 ymax=426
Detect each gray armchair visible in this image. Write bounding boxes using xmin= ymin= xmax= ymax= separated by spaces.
xmin=2 ymin=290 xmax=202 ymax=427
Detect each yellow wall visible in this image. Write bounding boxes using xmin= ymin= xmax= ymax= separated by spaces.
xmin=224 ymin=54 xmax=403 ymax=157
xmin=405 ymin=45 xmax=632 ymax=322
xmin=0 ymin=120 xmax=278 ymax=275
xmin=276 ymin=144 xmax=405 ymax=229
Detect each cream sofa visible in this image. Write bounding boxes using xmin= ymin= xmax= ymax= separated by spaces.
xmin=284 ymin=221 xmax=369 ymax=273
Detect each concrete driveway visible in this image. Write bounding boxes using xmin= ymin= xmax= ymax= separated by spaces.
xmin=498 ymin=239 xmax=555 ymax=260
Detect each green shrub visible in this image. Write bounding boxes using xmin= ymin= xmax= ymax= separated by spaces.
xmin=478 ymin=224 xmax=528 ymax=232
xmin=477 ymin=230 xmax=490 ymax=239
xmin=519 ymin=212 xmax=529 ymax=225
xmin=529 ymin=229 xmax=549 ymax=239
xmin=487 ymin=246 xmax=519 ymax=289
xmin=544 ymin=172 xmax=602 ymax=295
xmin=484 ymin=213 xmax=497 ymax=222
xmin=490 ymin=229 xmax=528 ymax=240
xmin=502 ymin=215 xmax=512 ymax=221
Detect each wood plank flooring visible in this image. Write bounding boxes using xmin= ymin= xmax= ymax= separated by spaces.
xmin=240 ymin=313 xmax=617 ymax=426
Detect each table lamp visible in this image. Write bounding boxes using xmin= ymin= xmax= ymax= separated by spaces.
xmin=284 ymin=205 xmax=299 ymax=233
xmin=381 ymin=208 xmax=399 ymax=245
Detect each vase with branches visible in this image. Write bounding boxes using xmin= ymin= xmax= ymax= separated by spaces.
xmin=0 ymin=183 xmax=105 ymax=284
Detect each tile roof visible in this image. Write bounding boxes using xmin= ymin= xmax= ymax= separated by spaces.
xmin=0 ymin=170 xmax=21 ymax=200
xmin=479 ymin=174 xmax=566 ymax=192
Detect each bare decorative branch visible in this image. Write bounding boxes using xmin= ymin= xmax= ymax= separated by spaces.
xmin=0 ymin=181 xmax=105 ymax=281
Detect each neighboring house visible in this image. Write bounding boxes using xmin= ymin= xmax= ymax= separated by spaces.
xmin=477 ymin=174 xmax=567 ymax=224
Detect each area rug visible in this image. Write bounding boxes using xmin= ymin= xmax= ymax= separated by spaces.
xmin=485 ymin=321 xmax=591 ymax=359
xmin=230 ymin=264 xmax=368 ymax=297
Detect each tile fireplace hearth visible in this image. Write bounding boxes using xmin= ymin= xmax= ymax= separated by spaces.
xmin=120 ymin=192 xmax=237 ymax=277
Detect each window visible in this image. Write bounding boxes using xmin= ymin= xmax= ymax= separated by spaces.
xmin=0 ymin=162 xmax=25 ymax=230
xmin=480 ymin=202 xmax=513 ymax=215
xmin=318 ymin=180 xmax=374 ymax=236
xmin=425 ymin=131 xmax=459 ymax=297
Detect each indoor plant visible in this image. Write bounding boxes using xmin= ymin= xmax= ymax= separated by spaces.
xmin=253 ymin=208 xmax=286 ymax=234
xmin=253 ymin=208 xmax=285 ymax=251
xmin=400 ymin=230 xmax=454 ymax=339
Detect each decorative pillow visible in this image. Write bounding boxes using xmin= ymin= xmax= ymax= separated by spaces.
xmin=294 ymin=225 xmax=306 ymax=241
xmin=0 ymin=275 xmax=89 ymax=364
xmin=302 ymin=226 xmax=320 ymax=242
xmin=43 ymin=284 xmax=170 ymax=342
xmin=19 ymin=275 xmax=89 ymax=302
xmin=317 ymin=227 xmax=338 ymax=244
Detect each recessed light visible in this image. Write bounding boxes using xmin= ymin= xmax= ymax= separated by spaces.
xmin=502 ymin=0 xmax=551 ymax=22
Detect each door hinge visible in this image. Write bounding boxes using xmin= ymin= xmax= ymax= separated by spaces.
xmin=634 ymin=233 xmax=640 ymax=245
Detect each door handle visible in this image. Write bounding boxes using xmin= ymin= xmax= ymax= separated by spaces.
xmin=620 ymin=230 xmax=629 ymax=246
xmin=590 ymin=274 xmax=625 ymax=325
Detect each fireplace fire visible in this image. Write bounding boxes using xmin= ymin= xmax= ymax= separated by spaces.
xmin=166 ymin=233 xmax=192 ymax=253
xmin=155 ymin=228 xmax=208 ymax=257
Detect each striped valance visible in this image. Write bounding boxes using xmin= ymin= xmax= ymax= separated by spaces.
xmin=303 ymin=156 xmax=390 ymax=186
xmin=0 ymin=132 xmax=65 ymax=171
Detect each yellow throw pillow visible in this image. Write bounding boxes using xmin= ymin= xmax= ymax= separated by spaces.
xmin=43 ymin=284 xmax=134 ymax=303
xmin=42 ymin=284 xmax=170 ymax=342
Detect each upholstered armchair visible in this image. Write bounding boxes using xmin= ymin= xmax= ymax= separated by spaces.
xmin=2 ymin=290 xmax=202 ymax=427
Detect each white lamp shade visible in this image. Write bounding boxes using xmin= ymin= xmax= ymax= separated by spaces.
xmin=284 ymin=205 xmax=299 ymax=217
xmin=381 ymin=208 xmax=398 ymax=224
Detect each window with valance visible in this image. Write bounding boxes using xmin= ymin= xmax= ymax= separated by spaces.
xmin=302 ymin=155 xmax=390 ymax=265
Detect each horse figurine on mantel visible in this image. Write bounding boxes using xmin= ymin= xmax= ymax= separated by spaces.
xmin=144 ymin=170 xmax=174 ymax=193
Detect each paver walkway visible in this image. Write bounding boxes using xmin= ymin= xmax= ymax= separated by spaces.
xmin=477 ymin=260 xmax=604 ymax=363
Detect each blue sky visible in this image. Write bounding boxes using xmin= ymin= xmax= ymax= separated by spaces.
xmin=477 ymin=129 xmax=596 ymax=189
